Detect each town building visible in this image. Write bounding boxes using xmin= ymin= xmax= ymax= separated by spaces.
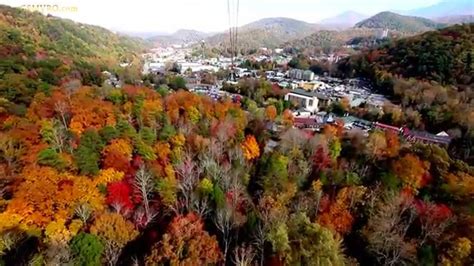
xmin=284 ymin=88 xmax=331 ymax=113
xmin=298 ymin=81 xmax=326 ymax=91
xmin=179 ymin=62 xmax=218 ymax=73
xmin=402 ymin=128 xmax=452 ymax=145
xmin=288 ymin=69 xmax=315 ymax=81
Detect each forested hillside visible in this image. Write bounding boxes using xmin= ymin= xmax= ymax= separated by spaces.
xmin=338 ymin=24 xmax=474 ymax=162
xmin=0 ymin=5 xmax=149 ymax=108
xmin=343 ymin=24 xmax=473 ymax=85
xmin=355 ymin=11 xmax=445 ymax=33
xmin=283 ymin=28 xmax=383 ymax=54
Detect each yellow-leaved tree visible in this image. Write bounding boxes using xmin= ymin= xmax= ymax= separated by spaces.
xmin=90 ymin=212 xmax=138 ymax=265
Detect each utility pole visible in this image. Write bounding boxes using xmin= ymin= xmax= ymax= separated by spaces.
xmin=227 ymin=0 xmax=239 ymax=81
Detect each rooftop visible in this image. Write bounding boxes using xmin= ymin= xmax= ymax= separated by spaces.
xmin=288 ymin=88 xmax=329 ymax=100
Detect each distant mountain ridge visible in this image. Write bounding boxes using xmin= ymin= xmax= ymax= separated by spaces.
xmin=355 ymin=11 xmax=445 ymax=32
xmin=205 ymin=17 xmax=327 ymax=51
xmin=319 ymin=11 xmax=369 ymax=28
xmin=119 ymin=31 xmax=170 ymax=39
xmin=435 ymin=15 xmax=474 ymax=25
xmin=149 ymin=29 xmax=210 ymax=45
xmin=152 ymin=9 xmax=469 ymax=51
xmin=241 ymin=17 xmax=318 ymax=32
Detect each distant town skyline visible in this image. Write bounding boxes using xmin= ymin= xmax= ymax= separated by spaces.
xmin=0 ymin=0 xmax=447 ymax=33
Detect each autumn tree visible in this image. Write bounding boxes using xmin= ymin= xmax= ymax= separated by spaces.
xmin=318 ymin=186 xmax=366 ymax=235
xmin=365 ymin=130 xmax=387 ymax=160
xmin=106 ymin=181 xmax=134 ymax=215
xmin=5 ymin=166 xmax=104 ymax=228
xmin=281 ymin=109 xmax=294 ymax=127
xmin=443 ymin=171 xmax=474 ymax=200
xmin=101 ymin=138 xmax=133 ymax=173
xmin=241 ymin=135 xmax=260 ymax=161
xmin=140 ymin=99 xmax=163 ymax=128
xmin=265 ymin=105 xmax=277 ymax=121
xmin=414 ymin=200 xmax=453 ymax=245
xmin=94 ymin=168 xmax=125 ymax=186
xmin=43 ymin=218 xmax=83 ymax=264
xmin=440 ymin=237 xmax=472 ymax=265
xmin=0 ymin=133 xmax=24 ymax=176
xmin=69 ymin=88 xmax=116 ymax=136
xmin=153 ymin=142 xmax=178 ymax=209
xmin=392 ymin=154 xmax=431 ymax=191
xmin=90 ymin=212 xmax=138 ymax=265
xmin=385 ymin=130 xmax=400 ymax=158
xmin=363 ymin=192 xmax=418 ymax=265
xmin=312 ymin=145 xmax=333 ymax=174
xmin=146 ymin=213 xmax=221 ymax=265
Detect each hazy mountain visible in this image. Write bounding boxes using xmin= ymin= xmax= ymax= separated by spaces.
xmin=205 ymin=17 xmax=325 ymax=51
xmin=283 ymin=28 xmax=392 ymax=54
xmin=241 ymin=17 xmax=318 ymax=32
xmin=149 ymin=29 xmax=211 ymax=45
xmin=435 ymin=15 xmax=474 ymax=25
xmin=118 ymin=31 xmax=170 ymax=39
xmin=355 ymin=11 xmax=445 ymax=33
xmin=404 ymin=0 xmax=474 ymax=18
xmin=319 ymin=11 xmax=369 ymax=28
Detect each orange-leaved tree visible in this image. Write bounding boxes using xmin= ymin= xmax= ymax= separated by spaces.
xmin=265 ymin=105 xmax=277 ymax=121
xmin=146 ymin=213 xmax=221 ymax=265
xmin=392 ymin=154 xmax=430 ymax=191
xmin=5 ymin=166 xmax=104 ymax=228
xmin=241 ymin=135 xmax=260 ymax=161
xmin=101 ymin=138 xmax=133 ymax=173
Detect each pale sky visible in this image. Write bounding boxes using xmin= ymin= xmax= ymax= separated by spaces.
xmin=1 ymin=0 xmax=441 ymax=33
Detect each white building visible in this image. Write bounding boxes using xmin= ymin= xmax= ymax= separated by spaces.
xmin=284 ymin=88 xmax=331 ymax=113
xmin=179 ymin=62 xmax=218 ymax=73
xmin=288 ymin=69 xmax=315 ymax=81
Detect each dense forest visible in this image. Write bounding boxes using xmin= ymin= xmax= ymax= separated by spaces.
xmin=338 ymin=24 xmax=474 ymax=163
xmin=0 ymin=84 xmax=473 ymax=265
xmin=0 ymin=6 xmax=472 ymax=266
